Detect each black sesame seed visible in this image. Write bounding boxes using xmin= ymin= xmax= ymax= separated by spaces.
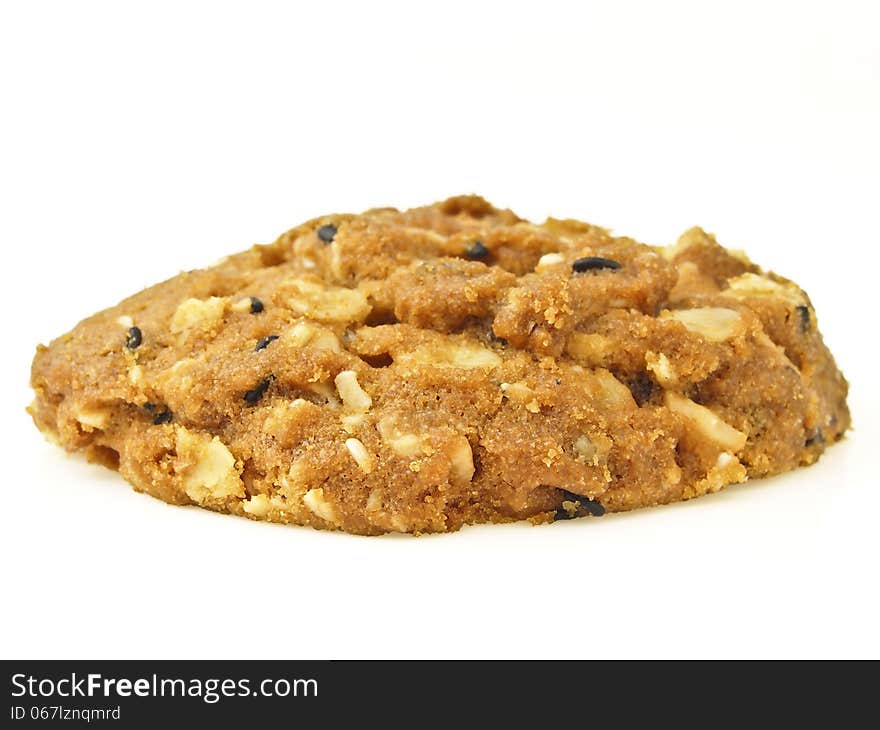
xmin=572 ymin=256 xmax=622 ymax=273
xmin=583 ymin=499 xmax=606 ymax=517
xmin=143 ymin=402 xmax=156 ymax=412
xmin=152 ymin=409 xmax=173 ymax=425
xmin=317 ymin=224 xmax=337 ymax=244
xmin=553 ymin=507 xmax=577 ymax=521
xmin=125 ymin=326 xmax=143 ymax=350
xmin=465 ymin=240 xmax=489 ymax=260
xmin=559 ymin=489 xmax=606 ymax=518
xmin=244 ymin=376 xmax=274 ymax=405
xmin=627 ymin=374 xmax=655 ymax=406
xmin=796 ymin=305 xmax=811 ymax=334
xmin=250 ymin=296 xmax=264 ymax=314
xmin=254 ymin=335 xmax=280 ymax=352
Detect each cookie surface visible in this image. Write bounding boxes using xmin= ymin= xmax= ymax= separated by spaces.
xmin=29 ymin=196 xmax=850 ymax=534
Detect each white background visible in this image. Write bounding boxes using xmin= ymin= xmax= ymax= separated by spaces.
xmin=1 ymin=0 xmax=877 ymax=659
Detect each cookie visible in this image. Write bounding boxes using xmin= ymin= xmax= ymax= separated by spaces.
xmin=28 ymin=195 xmax=850 ymax=535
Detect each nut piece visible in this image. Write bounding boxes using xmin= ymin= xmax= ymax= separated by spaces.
xmin=399 ymin=342 xmax=502 ymax=370
xmin=263 ymin=398 xmax=313 ymax=435
xmin=242 ymin=494 xmax=272 ymax=517
xmin=307 ymin=382 xmax=339 ymax=405
xmin=668 ymin=261 xmax=720 ymax=301
xmin=334 ymin=370 xmax=372 ymax=412
xmin=175 ymin=427 xmax=244 ymax=503
xmin=377 ymin=418 xmax=423 ymax=458
xmin=565 ymin=333 xmax=613 ymax=366
xmin=572 ymin=433 xmax=612 ymax=476
xmin=449 ymin=435 xmax=475 ymax=484
xmin=724 ymin=273 xmax=806 ymax=307
xmin=231 ymin=297 xmax=254 ymax=313
xmin=573 ymin=435 xmax=597 ymax=463
xmin=591 ymin=369 xmax=636 ymax=411
xmin=365 ymin=488 xmax=383 ymax=512
xmin=340 ymin=413 xmax=366 ymax=433
xmin=285 ymin=278 xmax=371 ymax=324
xmin=345 ymin=437 xmax=374 ymax=474
xmin=286 ymin=458 xmax=310 ymax=488
xmin=500 ymin=382 xmax=540 ymax=413
xmin=283 ymin=321 xmax=341 ymax=352
xmin=303 ymin=487 xmax=337 ymax=523
xmin=645 ymin=351 xmax=677 ymax=387
xmin=664 ymin=307 xmax=744 ymax=342
xmin=665 ymin=391 xmax=747 ymax=452
xmin=536 ymin=252 xmax=565 ymax=271
xmin=75 ymin=407 xmax=110 ymax=430
xmin=171 ymin=297 xmax=227 ymax=333
xmin=129 ymin=364 xmax=144 ymax=385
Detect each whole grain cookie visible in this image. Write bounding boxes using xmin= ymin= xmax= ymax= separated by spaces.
xmin=29 ymin=196 xmax=850 ymax=534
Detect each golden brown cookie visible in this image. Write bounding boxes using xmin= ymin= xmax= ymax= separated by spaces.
xmin=28 ymin=196 xmax=850 ymax=534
